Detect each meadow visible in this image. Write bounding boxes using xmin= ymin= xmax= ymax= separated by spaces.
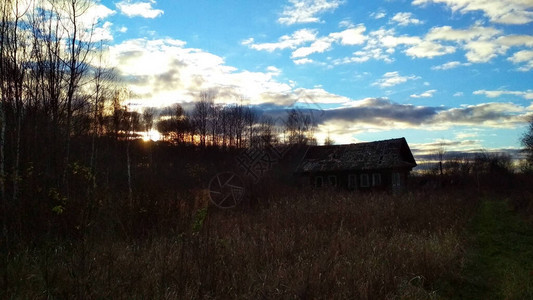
xmin=4 ymin=178 xmax=531 ymax=299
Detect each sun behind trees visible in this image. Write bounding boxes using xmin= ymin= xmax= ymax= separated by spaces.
xmin=0 ymin=0 xmax=319 ymax=243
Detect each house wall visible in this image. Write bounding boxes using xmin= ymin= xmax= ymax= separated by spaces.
xmin=300 ymin=168 xmax=411 ymax=191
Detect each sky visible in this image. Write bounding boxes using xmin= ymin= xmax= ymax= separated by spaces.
xmin=88 ymin=0 xmax=533 ymax=157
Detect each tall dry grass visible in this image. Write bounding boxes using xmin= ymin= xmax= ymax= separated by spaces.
xmin=3 ymin=189 xmax=478 ymax=299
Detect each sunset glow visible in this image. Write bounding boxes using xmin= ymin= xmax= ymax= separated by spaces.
xmin=141 ymin=129 xmax=162 ymax=142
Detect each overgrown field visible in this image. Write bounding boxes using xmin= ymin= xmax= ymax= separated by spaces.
xmin=2 ymin=188 xmax=490 ymax=299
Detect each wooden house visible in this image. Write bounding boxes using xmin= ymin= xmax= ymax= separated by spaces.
xmin=295 ymin=138 xmax=417 ymax=191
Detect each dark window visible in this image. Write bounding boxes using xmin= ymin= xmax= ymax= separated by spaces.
xmin=392 ymin=172 xmax=401 ymax=187
xmin=328 ymin=175 xmax=337 ymax=187
xmin=372 ymin=173 xmax=382 ymax=186
xmin=360 ymin=174 xmax=369 ymax=187
xmin=315 ymin=176 xmax=323 ymax=188
xmin=348 ymin=174 xmax=356 ymax=190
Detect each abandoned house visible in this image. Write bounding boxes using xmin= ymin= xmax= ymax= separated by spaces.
xmin=295 ymin=138 xmax=417 ymax=191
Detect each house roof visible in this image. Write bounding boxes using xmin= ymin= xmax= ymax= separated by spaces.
xmin=295 ymin=137 xmax=417 ymax=173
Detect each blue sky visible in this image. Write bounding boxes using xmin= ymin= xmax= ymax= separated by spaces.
xmin=90 ymin=0 xmax=533 ymax=156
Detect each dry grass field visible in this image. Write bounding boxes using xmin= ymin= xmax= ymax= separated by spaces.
xmin=2 ymin=187 xmax=495 ymax=299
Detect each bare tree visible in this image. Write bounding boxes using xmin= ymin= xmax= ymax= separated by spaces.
xmin=29 ymin=2 xmax=66 ymax=181
xmin=1 ymin=0 xmax=31 ymax=203
xmin=324 ymin=130 xmax=335 ymax=146
xmin=60 ymin=0 xmax=96 ymax=189
xmin=192 ymin=91 xmax=213 ymax=147
xmin=257 ymin=115 xmax=275 ymax=148
xmin=174 ymin=104 xmax=190 ymax=144
xmin=90 ymin=45 xmax=114 ymax=175
xmin=208 ymin=102 xmax=220 ymax=147
xmin=435 ymin=144 xmax=445 ymax=176
xmin=521 ymin=117 xmax=533 ymax=168
xmin=285 ymin=109 xmax=313 ymax=145
xmin=0 ymin=0 xmax=10 ymax=211
xmin=244 ymin=106 xmax=256 ymax=148
xmin=142 ymin=107 xmax=155 ymax=135
xmin=0 ymin=0 xmax=13 ymax=260
xmin=125 ymin=107 xmax=135 ymax=206
xmin=231 ymin=105 xmax=246 ymax=148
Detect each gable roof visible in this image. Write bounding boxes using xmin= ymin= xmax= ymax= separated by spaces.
xmin=296 ymin=137 xmax=417 ymax=173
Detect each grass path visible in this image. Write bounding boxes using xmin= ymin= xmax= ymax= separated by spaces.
xmin=446 ymin=199 xmax=533 ymax=299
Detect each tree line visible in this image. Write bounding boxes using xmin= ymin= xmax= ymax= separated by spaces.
xmin=156 ymin=95 xmax=316 ymax=148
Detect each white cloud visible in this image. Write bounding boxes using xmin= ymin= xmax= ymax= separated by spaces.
xmin=497 ymin=35 xmax=533 ymax=47
xmin=453 ymin=92 xmax=464 ymax=97
xmin=426 ymin=25 xmax=501 ymax=42
xmin=370 ymin=10 xmax=387 ymax=19
xmin=322 ymin=20 xmax=533 ymax=66
xmin=391 ymin=12 xmax=423 ymax=26
xmin=82 ymin=3 xmax=116 ymax=26
xmin=248 ymin=25 xmax=366 ymax=60
xmin=455 ymin=132 xmax=479 ymax=139
xmin=411 ymin=89 xmax=437 ymax=98
xmin=344 ymin=28 xmax=416 ymax=63
xmin=93 ymin=21 xmax=114 ymax=41
xmin=315 ymin=122 xmax=360 ymax=144
xmin=405 ymin=40 xmax=456 ymax=58
xmin=333 ymin=48 xmax=391 ymax=64
xmin=294 ymin=88 xmax=350 ymax=104
xmin=265 ymin=66 xmax=282 ymax=78
xmin=424 ymin=24 xmax=533 ymax=63
xmin=329 ymin=25 xmax=367 ymax=45
xmin=244 ymin=29 xmax=317 ymax=52
xmin=411 ymin=139 xmax=483 ymax=155
xmin=34 ymin=1 xmax=115 ymax=41
xmin=432 ymin=102 xmax=528 ymax=128
xmin=241 ymin=37 xmax=254 ymax=46
xmin=107 ymin=38 xmax=352 ymax=109
xmin=371 ymin=28 xmax=419 ymax=48
xmin=412 ymin=0 xmax=533 ymax=24
xmin=474 ymin=89 xmax=533 ymax=99
xmin=508 ymin=50 xmax=533 ymax=71
xmin=116 ymin=0 xmax=164 ymax=19
xmin=292 ymin=36 xmax=334 ymax=58
xmin=278 ymin=0 xmax=345 ymax=25
xmin=464 ymin=40 xmax=505 ymax=62
xmin=432 ymin=61 xmax=471 ymax=70
xmin=294 ymin=58 xmax=314 ymax=64
xmin=338 ymin=20 xmax=354 ymax=28
xmin=372 ymin=71 xmax=420 ymax=88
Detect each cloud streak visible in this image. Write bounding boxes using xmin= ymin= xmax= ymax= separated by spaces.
xmin=372 ymin=71 xmax=420 ymax=88
xmin=412 ymin=0 xmax=533 ymax=24
xmin=411 ymin=89 xmax=437 ymax=98
xmin=391 ymin=12 xmax=423 ymax=26
xmin=319 ymin=99 xmax=530 ymax=130
xmin=474 ymin=89 xmax=533 ymax=99
xmin=278 ymin=0 xmax=345 ymax=25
